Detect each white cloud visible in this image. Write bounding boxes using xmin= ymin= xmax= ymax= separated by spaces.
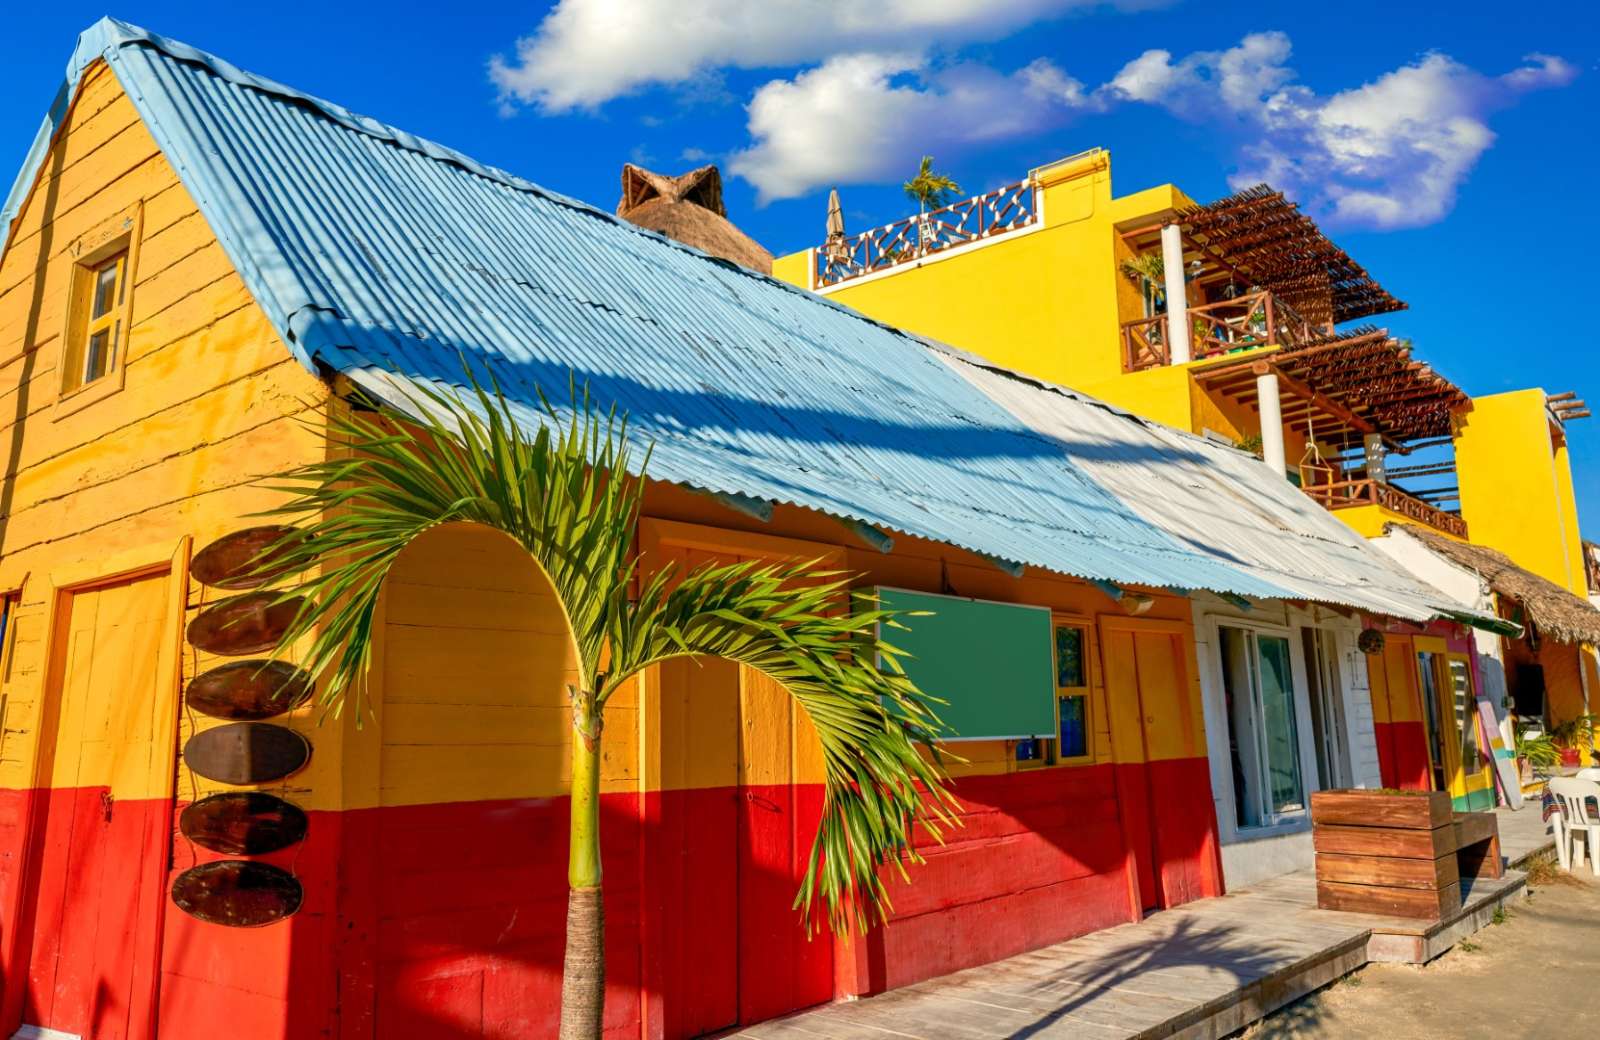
xmin=1106 ymin=39 xmax=1578 ymax=228
xmin=489 ymin=0 xmax=1149 ymax=111
xmin=727 ymin=53 xmax=1097 ymax=203
xmin=493 ymin=3 xmax=1575 ymax=230
xmin=1105 ymin=31 xmax=1295 ymax=115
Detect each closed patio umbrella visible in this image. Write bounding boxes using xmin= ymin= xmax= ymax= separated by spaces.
xmin=824 ymin=188 xmax=849 ymax=263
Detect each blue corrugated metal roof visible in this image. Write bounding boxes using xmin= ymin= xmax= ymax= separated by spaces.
xmin=3 ymin=18 xmax=1295 ymax=597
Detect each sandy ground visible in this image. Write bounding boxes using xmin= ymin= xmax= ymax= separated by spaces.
xmin=1242 ymin=865 xmax=1600 ymax=1038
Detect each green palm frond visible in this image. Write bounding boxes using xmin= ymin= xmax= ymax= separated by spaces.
xmin=251 ymin=365 xmax=956 ymax=935
xmin=605 ymin=559 xmax=957 ymax=933
xmin=903 ymin=155 xmax=962 ymax=211
xmin=1119 ymin=251 xmax=1164 ymax=286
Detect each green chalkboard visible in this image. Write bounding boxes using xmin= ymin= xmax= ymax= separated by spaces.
xmin=875 ymin=588 xmax=1056 ymax=741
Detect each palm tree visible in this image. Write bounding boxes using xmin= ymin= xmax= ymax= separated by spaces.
xmin=903 ymin=155 xmax=962 ymax=214
xmin=252 ymin=373 xmax=958 ymax=1040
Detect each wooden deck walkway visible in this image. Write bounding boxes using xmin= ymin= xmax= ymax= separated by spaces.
xmin=728 ymin=804 xmax=1551 ymax=1040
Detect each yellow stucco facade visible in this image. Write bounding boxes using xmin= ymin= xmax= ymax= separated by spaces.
xmin=1457 ymin=388 xmax=1588 ymax=596
xmin=775 ymin=152 xmax=1326 ymax=476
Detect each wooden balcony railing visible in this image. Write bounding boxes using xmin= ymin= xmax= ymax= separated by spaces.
xmin=814 ymin=181 xmax=1037 ymax=288
xmin=1121 ymin=290 xmax=1316 ymax=371
xmin=1302 ymin=478 xmax=1469 ymax=538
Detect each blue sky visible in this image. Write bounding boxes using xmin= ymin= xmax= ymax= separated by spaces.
xmin=6 ymin=3 xmax=1598 ymax=538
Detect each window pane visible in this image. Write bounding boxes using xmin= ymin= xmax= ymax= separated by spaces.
xmin=1449 ymin=659 xmax=1480 ymax=773
xmin=1255 ymin=635 xmax=1303 ymax=815
xmin=1417 ymin=652 xmax=1443 ymax=770
xmin=1055 ymin=625 xmax=1084 ymax=688
xmin=1219 ymin=626 xmax=1259 ymax=828
xmin=91 ymin=260 xmax=119 ymax=318
xmin=1058 ymin=695 xmax=1087 ymax=758
xmin=85 ymin=329 xmax=111 ymax=383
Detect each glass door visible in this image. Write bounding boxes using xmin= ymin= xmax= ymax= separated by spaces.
xmin=1302 ymin=628 xmax=1350 ymax=790
xmin=1220 ymin=626 xmax=1305 ymax=828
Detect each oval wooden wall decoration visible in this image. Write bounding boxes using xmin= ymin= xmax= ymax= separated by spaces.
xmin=186 ymin=593 xmax=307 ymax=656
xmin=186 ymin=660 xmax=313 ymax=720
xmin=171 ymin=860 xmax=303 ymax=927
xmin=183 ymin=722 xmax=311 ymax=785
xmin=180 ymin=792 xmax=309 ymax=855
xmin=191 ymin=525 xmax=304 ymax=590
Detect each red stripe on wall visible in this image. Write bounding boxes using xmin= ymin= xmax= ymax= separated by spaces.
xmin=857 ymin=765 xmax=1142 ymax=994
xmin=0 ymin=763 xmax=1219 ymax=1040
xmin=0 ymin=786 xmax=167 ymax=1040
xmin=1144 ymin=757 xmax=1224 ymax=906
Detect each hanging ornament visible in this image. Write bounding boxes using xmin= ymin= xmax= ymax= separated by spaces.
xmin=1358 ymin=628 xmax=1386 ymax=655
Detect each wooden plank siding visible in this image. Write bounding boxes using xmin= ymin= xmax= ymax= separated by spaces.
xmin=0 ymin=60 xmax=333 ymax=1040
xmin=0 ymin=57 xmax=1232 ymax=1040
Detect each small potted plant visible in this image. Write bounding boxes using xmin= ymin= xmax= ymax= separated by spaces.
xmin=1549 ymin=713 xmax=1597 ymax=768
xmin=1513 ymin=727 xmax=1561 ymax=781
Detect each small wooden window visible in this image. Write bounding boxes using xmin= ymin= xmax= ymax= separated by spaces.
xmin=1055 ymin=623 xmax=1092 ymax=761
xmin=64 ymin=251 xmax=127 ymax=394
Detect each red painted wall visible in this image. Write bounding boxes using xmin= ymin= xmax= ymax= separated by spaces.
xmin=846 ymin=765 xmax=1142 ymax=995
xmin=0 ymin=768 xmax=1213 ymax=1039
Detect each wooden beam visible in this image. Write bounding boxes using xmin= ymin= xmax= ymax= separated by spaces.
xmin=1252 ymin=361 xmax=1378 ymax=436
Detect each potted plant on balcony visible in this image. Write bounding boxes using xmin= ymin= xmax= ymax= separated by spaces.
xmin=904 ymin=156 xmax=961 ymax=255
xmin=1119 ymin=252 xmax=1164 ymax=294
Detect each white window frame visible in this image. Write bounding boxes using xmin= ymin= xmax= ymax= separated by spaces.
xmin=1302 ymin=626 xmax=1353 ymax=791
xmin=1218 ymin=623 xmax=1307 ymax=829
xmin=1194 ymin=601 xmax=1323 ymax=843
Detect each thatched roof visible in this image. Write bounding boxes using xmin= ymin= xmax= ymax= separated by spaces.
xmin=616 ymin=163 xmax=773 ymax=274
xmin=1393 ymin=524 xmax=1600 ymax=645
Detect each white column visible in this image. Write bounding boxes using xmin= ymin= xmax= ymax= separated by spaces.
xmin=1363 ymin=432 xmax=1387 ymax=483
xmin=1160 ymin=223 xmax=1190 ymax=365
xmin=1256 ymin=369 xmax=1286 ymax=477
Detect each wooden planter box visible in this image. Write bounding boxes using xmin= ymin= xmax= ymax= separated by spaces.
xmin=1311 ymin=790 xmax=1460 ymax=920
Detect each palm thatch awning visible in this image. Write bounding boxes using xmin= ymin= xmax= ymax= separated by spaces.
xmin=617 ymin=163 xmax=774 ymax=274
xmin=1395 ymin=524 xmax=1600 ymax=646
xmin=1177 ymin=185 xmax=1406 ymax=328
xmin=1194 ymin=327 xmax=1470 ymax=448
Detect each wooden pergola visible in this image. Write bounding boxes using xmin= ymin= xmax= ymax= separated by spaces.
xmin=1122 ymin=184 xmax=1407 ymax=330
xmin=1193 ymin=328 xmax=1471 ymax=452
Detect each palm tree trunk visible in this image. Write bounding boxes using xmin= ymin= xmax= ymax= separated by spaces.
xmin=560 ymin=686 xmax=605 ymax=1040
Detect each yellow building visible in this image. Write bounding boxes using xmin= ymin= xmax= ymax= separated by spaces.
xmin=776 ymin=149 xmax=1598 ymax=768
xmin=776 ymin=151 xmax=1482 ymax=543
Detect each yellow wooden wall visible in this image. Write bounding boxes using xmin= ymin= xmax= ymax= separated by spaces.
xmin=0 ymin=60 xmax=331 ymax=804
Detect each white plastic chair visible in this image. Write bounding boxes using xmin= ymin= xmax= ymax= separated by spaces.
xmin=1548 ymin=777 xmax=1600 ymax=875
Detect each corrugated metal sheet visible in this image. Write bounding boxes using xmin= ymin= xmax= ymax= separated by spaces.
xmin=1 ymin=18 xmax=1296 ymax=597
xmin=939 ymin=348 xmax=1481 ymax=621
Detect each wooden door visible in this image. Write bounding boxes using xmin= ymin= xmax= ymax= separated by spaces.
xmin=1369 ymin=635 xmax=1433 ymax=790
xmin=736 ymin=667 xmax=832 ymax=1024
xmin=1101 ymin=618 xmax=1215 ymax=910
xmin=644 ymin=522 xmax=839 ymax=1036
xmin=658 ymin=652 xmax=741 ymax=1039
xmin=22 ymin=568 xmax=175 ymax=1040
